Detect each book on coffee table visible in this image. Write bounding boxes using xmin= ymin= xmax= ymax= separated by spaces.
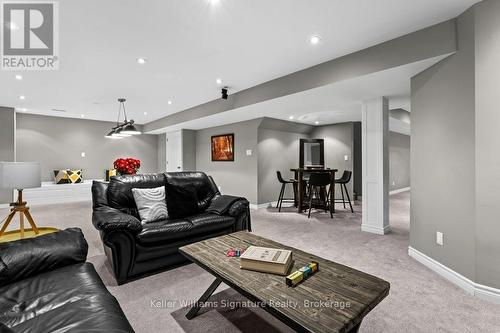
xmin=239 ymin=246 xmax=292 ymax=275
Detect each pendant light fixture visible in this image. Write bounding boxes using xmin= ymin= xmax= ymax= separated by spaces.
xmin=105 ymin=98 xmax=142 ymax=139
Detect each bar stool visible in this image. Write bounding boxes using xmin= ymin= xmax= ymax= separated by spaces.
xmin=276 ymin=171 xmax=298 ymax=212
xmin=306 ymin=172 xmax=333 ymax=219
xmin=330 ymin=170 xmax=354 ymax=213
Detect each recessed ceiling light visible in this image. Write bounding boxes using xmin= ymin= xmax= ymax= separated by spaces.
xmin=144 ymin=112 xmax=148 ymax=116
xmin=289 ymin=116 xmax=294 ymax=120
xmin=209 ymin=0 xmax=220 ymax=5
xmin=18 ymin=108 xmax=27 ymax=112
xmin=216 ymin=78 xmax=223 ymax=85
xmin=80 ymin=114 xmax=85 ymax=118
xmin=310 ymin=35 xmax=321 ymax=45
xmin=315 ymin=121 xmax=320 ymax=125
xmin=136 ymin=57 xmax=147 ymax=65
xmin=19 ymin=95 xmax=25 ymax=100
xmin=167 ymin=100 xmax=172 ymax=105
xmin=15 ymin=74 xmax=22 ymax=80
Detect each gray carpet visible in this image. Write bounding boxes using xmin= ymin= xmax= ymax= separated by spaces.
xmin=2 ymin=192 xmax=500 ymax=333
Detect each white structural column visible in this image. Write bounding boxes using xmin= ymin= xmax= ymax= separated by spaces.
xmin=361 ymin=97 xmax=390 ymax=234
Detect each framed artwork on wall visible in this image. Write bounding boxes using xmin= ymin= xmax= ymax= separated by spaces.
xmin=211 ymin=133 xmax=234 ymax=161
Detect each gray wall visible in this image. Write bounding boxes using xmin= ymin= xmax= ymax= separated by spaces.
xmin=389 ymin=132 xmax=410 ymax=191
xmin=311 ymin=123 xmax=355 ymax=200
xmin=0 ymin=107 xmax=15 ymax=204
xmin=17 ymin=114 xmax=159 ymax=182
xmin=256 ymin=119 xmax=358 ymax=205
xmin=182 ymin=129 xmax=197 ymax=172
xmin=257 ymin=119 xmax=311 ymax=205
xmin=157 ymin=133 xmax=166 ymax=172
xmin=411 ymin=9 xmax=476 ymax=281
xmin=474 ymin=0 xmax=500 ymax=289
xmin=195 ymin=119 xmax=261 ymax=204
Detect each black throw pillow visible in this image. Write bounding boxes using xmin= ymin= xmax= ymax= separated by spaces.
xmin=165 ymin=183 xmax=198 ymax=219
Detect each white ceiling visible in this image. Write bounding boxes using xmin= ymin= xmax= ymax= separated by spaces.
xmin=149 ymin=54 xmax=450 ymax=134
xmin=1 ymin=0 xmax=479 ymax=124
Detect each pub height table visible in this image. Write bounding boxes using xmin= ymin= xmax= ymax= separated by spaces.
xmin=290 ymin=168 xmax=338 ymax=214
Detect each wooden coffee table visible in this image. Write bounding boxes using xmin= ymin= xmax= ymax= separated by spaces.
xmin=179 ymin=232 xmax=390 ymax=333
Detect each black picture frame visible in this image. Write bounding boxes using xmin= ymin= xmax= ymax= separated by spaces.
xmin=299 ymin=138 xmax=325 ymax=168
xmin=211 ymin=133 xmax=235 ymax=162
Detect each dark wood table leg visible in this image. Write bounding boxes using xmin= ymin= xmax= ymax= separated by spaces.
xmin=185 ymin=278 xmax=222 ymax=320
xmin=297 ymin=171 xmax=303 ymax=213
xmin=293 ymin=170 xmax=298 ymax=207
xmin=330 ymin=171 xmax=336 ymax=215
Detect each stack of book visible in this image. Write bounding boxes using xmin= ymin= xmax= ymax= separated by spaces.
xmin=239 ymin=246 xmax=292 ymax=275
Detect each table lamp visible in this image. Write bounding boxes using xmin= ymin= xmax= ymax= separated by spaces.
xmin=0 ymin=162 xmax=43 ymax=240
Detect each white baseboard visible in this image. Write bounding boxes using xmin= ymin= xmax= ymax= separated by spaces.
xmin=408 ymin=246 xmax=500 ymax=304
xmin=250 ymin=201 xmax=294 ymax=210
xmin=361 ymin=224 xmax=391 ymax=235
xmin=390 ymin=187 xmax=410 ymax=195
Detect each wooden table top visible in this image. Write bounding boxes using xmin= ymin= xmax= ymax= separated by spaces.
xmin=180 ymin=231 xmax=390 ymax=333
xmin=291 ymin=168 xmax=339 ymax=172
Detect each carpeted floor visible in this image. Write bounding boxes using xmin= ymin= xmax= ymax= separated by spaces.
xmin=2 ymin=192 xmax=500 ymax=332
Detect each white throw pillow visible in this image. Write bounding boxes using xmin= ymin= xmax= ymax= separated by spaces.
xmin=132 ymin=186 xmax=168 ymax=223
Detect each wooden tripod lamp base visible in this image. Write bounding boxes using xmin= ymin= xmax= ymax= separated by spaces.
xmin=0 ymin=189 xmax=58 ymax=243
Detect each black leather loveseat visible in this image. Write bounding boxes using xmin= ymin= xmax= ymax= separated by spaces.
xmin=92 ymin=172 xmax=251 ymax=285
xmin=0 ymin=228 xmax=133 ymax=333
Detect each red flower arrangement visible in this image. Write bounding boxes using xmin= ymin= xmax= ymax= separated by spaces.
xmin=113 ymin=158 xmax=141 ymax=175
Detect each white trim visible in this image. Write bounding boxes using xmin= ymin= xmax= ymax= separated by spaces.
xmin=250 ymin=201 xmax=294 ymax=210
xmin=0 ymin=203 xmax=9 ymax=209
xmin=18 ymin=180 xmax=97 ymax=206
xmin=408 ymin=246 xmax=500 ymax=304
xmin=361 ymin=224 xmax=391 ymax=235
xmin=390 ymin=187 xmax=410 ymax=195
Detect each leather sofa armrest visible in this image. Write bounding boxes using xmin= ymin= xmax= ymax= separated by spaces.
xmin=207 ymin=195 xmax=249 ymax=217
xmin=0 ymin=228 xmax=88 ymax=287
xmin=92 ymin=207 xmax=142 ymax=234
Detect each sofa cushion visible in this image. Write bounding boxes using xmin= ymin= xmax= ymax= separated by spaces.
xmin=0 ymin=263 xmax=133 ymax=332
xmin=186 ymin=213 xmax=235 ymax=236
xmin=137 ymin=219 xmax=193 ymax=244
xmin=165 ymin=182 xmax=198 ymax=219
xmin=132 ymin=186 xmax=169 ymax=223
xmin=136 ymin=213 xmax=235 ymax=245
xmin=165 ymin=172 xmax=219 ymax=212
xmin=107 ymin=173 xmax=166 ymax=216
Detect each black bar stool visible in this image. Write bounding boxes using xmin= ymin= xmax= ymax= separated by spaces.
xmin=330 ymin=170 xmax=354 ymax=213
xmin=276 ymin=171 xmax=298 ymax=212
xmin=306 ymin=172 xmax=333 ymax=218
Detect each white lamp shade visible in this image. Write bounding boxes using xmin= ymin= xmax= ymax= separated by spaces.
xmin=0 ymin=162 xmax=41 ymax=190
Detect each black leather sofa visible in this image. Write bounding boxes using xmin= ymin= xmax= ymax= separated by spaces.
xmin=0 ymin=228 xmax=133 ymax=333
xmin=92 ymin=172 xmax=251 ymax=285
